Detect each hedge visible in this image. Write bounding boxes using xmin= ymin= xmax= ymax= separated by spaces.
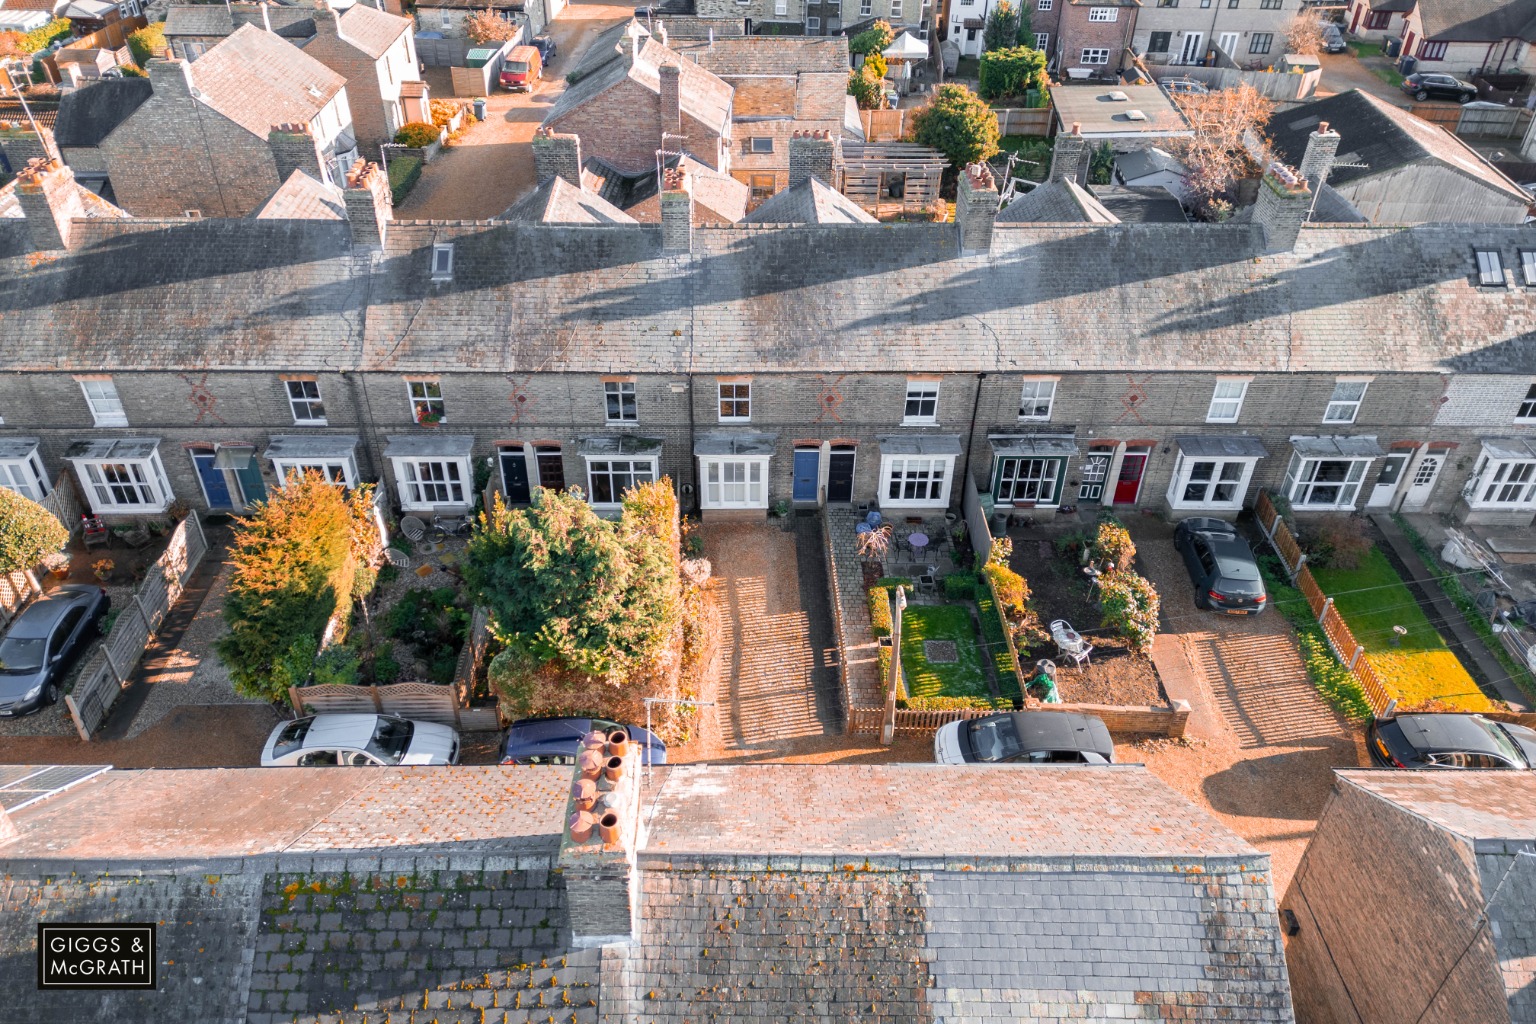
xmin=897 ymin=694 xmax=1011 ymax=710
xmin=20 ymin=18 xmax=70 ymax=55
xmin=868 ymin=585 xmax=893 ymax=638
xmin=394 ymin=121 xmax=440 ymax=148
xmin=387 ymin=155 xmax=422 ymax=204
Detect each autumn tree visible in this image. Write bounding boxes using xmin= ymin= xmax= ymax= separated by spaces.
xmin=849 ymin=20 xmax=894 ymax=55
xmin=464 ymin=8 xmax=515 ymax=44
xmin=848 ymin=67 xmax=884 ymax=109
xmin=218 ymin=473 xmax=379 ymax=702
xmin=0 ymin=489 xmax=67 ymax=578
xmin=1170 ymin=83 xmax=1273 ymax=220
xmin=911 ymin=83 xmax=1001 ymax=172
xmin=1285 ymin=14 xmax=1327 ymax=57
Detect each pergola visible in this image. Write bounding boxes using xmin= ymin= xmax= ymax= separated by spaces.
xmin=839 ymin=142 xmax=946 ymax=218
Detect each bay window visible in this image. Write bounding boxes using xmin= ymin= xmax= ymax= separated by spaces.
xmin=1465 ymin=440 xmax=1536 ymax=510
xmin=880 ymin=433 xmax=961 ymax=507
xmin=988 ymin=435 xmax=1077 ymax=506
xmin=67 ymin=438 xmax=173 ymax=513
xmin=0 ymin=439 xmax=50 ymax=502
xmin=384 ymin=435 xmax=474 ymax=512
xmin=267 ymin=435 xmax=361 ymax=488
xmin=579 ymin=435 xmax=663 ymax=508
xmin=702 ymin=458 xmax=767 ymax=508
xmin=1166 ymin=436 xmax=1265 ymax=510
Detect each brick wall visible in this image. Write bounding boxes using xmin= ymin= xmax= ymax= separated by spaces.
xmin=545 ymin=77 xmax=725 ymax=176
xmin=1052 ymin=1 xmax=1138 ymax=71
xmin=304 ymin=12 xmax=395 ymax=157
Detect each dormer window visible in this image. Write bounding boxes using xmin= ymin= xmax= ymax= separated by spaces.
xmin=1476 ymin=249 xmax=1503 ymax=287
xmin=431 ymin=243 xmax=454 ymax=281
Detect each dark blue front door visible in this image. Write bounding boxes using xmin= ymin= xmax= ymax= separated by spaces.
xmin=792 ymin=450 xmax=819 ymax=502
xmin=192 ymin=451 xmax=235 ymax=509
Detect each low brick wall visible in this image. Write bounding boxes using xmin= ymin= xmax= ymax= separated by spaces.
xmin=849 ymin=699 xmax=1191 ymax=739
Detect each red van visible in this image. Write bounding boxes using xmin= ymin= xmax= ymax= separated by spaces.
xmin=499 ymin=45 xmax=542 ymax=92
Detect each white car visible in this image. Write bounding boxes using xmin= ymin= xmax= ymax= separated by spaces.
xmin=934 ymin=711 xmax=1114 ymax=765
xmin=260 ymin=713 xmax=460 ymax=767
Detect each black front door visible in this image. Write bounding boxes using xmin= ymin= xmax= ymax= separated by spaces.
xmin=827 ymin=449 xmax=855 ymax=503
xmin=500 ymin=449 xmax=531 ymax=504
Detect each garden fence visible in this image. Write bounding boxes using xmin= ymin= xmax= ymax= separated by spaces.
xmin=65 ymin=515 xmax=209 ymax=740
xmin=992 ymin=106 xmax=1054 ymax=137
xmin=849 ymin=700 xmax=1189 ymax=737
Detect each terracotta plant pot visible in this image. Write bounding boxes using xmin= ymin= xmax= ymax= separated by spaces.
xmin=607 ymin=728 xmax=630 ymax=758
xmin=598 ymin=811 xmax=621 ymax=845
xmin=577 ymin=748 xmax=605 ymax=777
xmin=571 ymin=778 xmax=597 ymax=812
xmin=568 ymin=810 xmax=596 ymax=844
xmin=604 ymin=755 xmax=624 ymax=783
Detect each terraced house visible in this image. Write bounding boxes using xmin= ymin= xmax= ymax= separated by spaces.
xmin=0 ymin=121 xmax=1534 ymax=531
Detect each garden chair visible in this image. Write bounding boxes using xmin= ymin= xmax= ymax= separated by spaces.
xmin=82 ymin=514 xmax=110 ymax=550
xmin=400 ymin=515 xmax=427 ymax=543
xmin=1050 ymin=619 xmax=1091 ymax=670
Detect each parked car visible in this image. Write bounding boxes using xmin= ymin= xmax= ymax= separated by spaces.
xmin=1368 ymin=713 xmax=1536 ymax=769
xmin=934 ymin=711 xmax=1114 ymax=765
xmin=261 ymin=713 xmax=461 ymax=767
xmin=498 ymin=44 xmax=542 ymax=92
xmin=500 ymin=716 xmax=667 ymax=765
xmin=1173 ymin=518 xmax=1268 ymax=615
xmin=0 ymin=584 xmax=109 ymax=717
xmin=1400 ymin=72 xmax=1477 ymax=103
xmin=531 ymin=34 xmax=556 ymax=63
xmin=1320 ymin=23 xmax=1346 ymax=53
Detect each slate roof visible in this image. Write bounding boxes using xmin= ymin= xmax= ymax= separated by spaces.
xmin=996 ymin=178 xmax=1118 ymax=223
xmin=1268 ymin=89 xmax=1529 ymax=203
xmin=4 ymin=216 xmax=1536 ymax=374
xmin=672 ymin=34 xmax=850 ymax=75
xmin=741 ymin=175 xmax=876 ymax=223
xmin=546 ymin=36 xmax=733 ymax=134
xmin=1413 ymin=0 xmax=1536 ymax=42
xmin=1089 ymin=183 xmax=1189 ymax=223
xmin=583 ymin=152 xmax=748 ymax=224
xmin=337 ymin=2 xmax=410 ymax=59
xmin=189 ymin=23 xmax=346 ymax=140
xmin=499 ymin=174 xmax=638 ymax=224
xmin=0 ymin=174 xmax=128 ymax=230
xmin=1114 ymin=145 xmax=1185 ymax=182
xmin=163 ymin=2 xmax=233 ymax=35
xmin=51 ymin=77 xmax=152 ymax=148
xmin=253 ymin=169 xmax=347 ymax=221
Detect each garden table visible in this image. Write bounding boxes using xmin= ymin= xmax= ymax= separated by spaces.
xmin=908 ymin=532 xmax=929 ymax=556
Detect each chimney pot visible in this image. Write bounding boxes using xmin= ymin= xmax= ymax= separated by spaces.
xmin=342 ymin=158 xmax=392 ymax=249
xmin=957 ymin=161 xmax=999 ymax=255
xmin=15 ymin=157 xmax=85 ymax=252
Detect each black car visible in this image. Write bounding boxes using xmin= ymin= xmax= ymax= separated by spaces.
xmin=1368 ymin=713 xmax=1536 ymax=769
xmin=1399 ymin=72 xmax=1477 ymax=103
xmin=500 ymin=716 xmax=667 ymax=765
xmin=0 ymin=584 xmax=110 ymax=716
xmin=934 ymin=711 xmax=1114 ymax=765
xmin=531 ymin=34 xmax=556 ymax=63
xmin=1173 ymin=518 xmax=1267 ymax=614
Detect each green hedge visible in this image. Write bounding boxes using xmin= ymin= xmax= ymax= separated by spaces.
xmin=20 ymin=18 xmax=70 ymax=55
xmin=1258 ymin=555 xmax=1373 ymax=720
xmin=897 ymin=695 xmax=1010 ymax=710
xmin=868 ymin=585 xmax=893 ymax=637
xmin=944 ymin=571 xmax=977 ymax=599
xmin=387 ymin=155 xmax=422 ymax=204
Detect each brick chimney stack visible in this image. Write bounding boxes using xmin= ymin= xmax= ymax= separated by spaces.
xmin=658 ymin=63 xmax=682 ymax=139
xmin=1299 ymin=120 xmax=1341 ymax=197
xmin=1048 ymin=122 xmax=1088 ymax=184
xmin=660 ymin=166 xmax=692 ymax=253
xmin=268 ymin=122 xmax=324 ymax=184
xmin=15 ymin=158 xmax=86 ymax=252
xmin=558 ymin=729 xmax=646 ymax=947
xmin=145 ymin=56 xmax=195 ymax=97
xmin=1252 ymin=163 xmax=1312 ymax=253
xmin=342 ymin=158 xmax=392 ymax=249
xmin=532 ymin=126 xmax=584 ymax=187
xmin=957 ymin=161 xmax=999 ymax=255
xmin=788 ymin=129 xmax=840 ymax=189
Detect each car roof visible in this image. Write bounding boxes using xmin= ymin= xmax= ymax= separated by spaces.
xmin=300 ymin=714 xmax=383 ymax=749
xmin=8 ymin=586 xmax=93 ymax=638
xmin=507 ymin=717 xmax=596 ymax=743
xmin=1007 ymin=712 xmax=1114 ymax=756
xmin=1392 ymin=714 xmax=1504 ymax=755
xmin=1208 ymin=538 xmax=1260 ymax=579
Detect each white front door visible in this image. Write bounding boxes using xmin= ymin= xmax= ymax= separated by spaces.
xmin=1402 ymin=453 xmax=1444 ymax=510
xmin=1366 ymin=453 xmax=1408 ymax=508
xmin=1181 ymin=32 xmax=1204 ymax=64
xmin=1217 ymin=32 xmax=1239 ymax=56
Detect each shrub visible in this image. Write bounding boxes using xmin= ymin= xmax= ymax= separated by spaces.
xmin=896 ymin=696 xmax=1009 ymax=710
xmin=944 ymin=572 xmax=977 ymax=599
xmin=1303 ymin=514 xmax=1370 ymax=570
xmin=1099 ymin=570 xmax=1159 ymax=655
xmin=864 ymin=51 xmax=888 ymax=81
xmin=19 ymin=18 xmax=69 ymax=56
xmin=911 ymin=84 xmax=1000 ymax=170
xmin=982 ymin=561 xmax=1027 ymax=618
xmin=387 ymin=154 xmax=422 ymax=204
xmin=464 ymin=7 xmax=515 ymax=44
xmin=848 ymin=67 xmax=883 ymax=110
xmin=429 ymin=98 xmax=463 ymax=129
xmin=312 ymin=645 xmax=361 ymax=687
xmin=978 ymin=45 xmax=1045 ymax=101
xmin=868 ymin=585 xmax=894 ymax=637
xmin=983 ymin=0 xmax=1021 ymax=52
xmin=874 ymin=575 xmax=914 ymax=590
xmin=126 ymin=22 xmax=165 ymax=66
xmin=394 ymin=122 xmax=440 ymax=148
xmin=373 ymin=650 xmax=401 ymax=684
xmin=849 ymin=20 xmax=893 ymax=54
xmin=1093 ymin=520 xmax=1136 ymax=572
xmin=0 ymin=487 xmax=68 ymax=575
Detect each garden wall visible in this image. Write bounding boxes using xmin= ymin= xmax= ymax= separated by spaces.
xmin=823 ymin=509 xmax=884 ymax=718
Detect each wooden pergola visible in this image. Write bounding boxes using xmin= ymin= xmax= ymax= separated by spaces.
xmin=840 ymin=142 xmax=946 ymax=218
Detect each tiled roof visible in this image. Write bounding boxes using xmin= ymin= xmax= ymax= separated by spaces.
xmin=52 ymin=77 xmax=152 ymax=148
xmin=337 ymin=2 xmax=410 ymax=59
xmin=499 ymin=174 xmax=638 ymax=224
xmin=189 ymin=23 xmax=346 ymax=139
xmin=547 ymin=37 xmax=733 ymax=133
xmin=1089 ymin=183 xmax=1190 ymax=223
xmin=4 ymin=217 xmax=1536 ymax=374
xmin=1336 ymin=769 xmax=1536 ymax=843
xmin=253 ymin=169 xmax=346 ymax=221
xmin=0 ymin=175 xmax=128 ymax=224
xmin=672 ymin=34 xmax=850 ymax=75
xmin=742 ymin=175 xmax=877 ymax=224
xmin=1414 ymin=0 xmax=1536 ymax=42
xmin=163 ymin=2 xmax=233 ymax=36
xmin=996 ymin=178 xmax=1118 ymax=223
xmin=1268 ymin=90 xmax=1530 ymax=204
xmin=583 ymin=152 xmax=748 ymax=223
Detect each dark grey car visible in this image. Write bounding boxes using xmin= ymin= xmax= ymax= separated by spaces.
xmin=1174 ymin=517 xmax=1268 ymax=614
xmin=0 ymin=584 xmax=110 ymax=716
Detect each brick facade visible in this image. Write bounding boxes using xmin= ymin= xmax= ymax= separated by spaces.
xmin=545 ymin=75 xmax=728 ymax=176
xmin=302 ymin=8 xmax=418 ymax=158
xmin=1035 ymin=0 xmax=1139 ymax=73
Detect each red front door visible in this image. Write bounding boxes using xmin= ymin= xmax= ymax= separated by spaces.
xmin=1350 ymin=3 xmax=1362 ymax=33
xmin=1113 ymin=454 xmax=1147 ymax=504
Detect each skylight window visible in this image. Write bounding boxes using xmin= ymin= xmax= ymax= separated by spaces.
xmin=1476 ymin=249 xmax=1504 ymax=287
xmin=431 ymin=243 xmax=454 ymax=281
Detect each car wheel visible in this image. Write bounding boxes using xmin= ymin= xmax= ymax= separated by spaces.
xmin=46 ymin=681 xmax=59 ymax=706
xmin=1415 ymin=90 xmax=1429 ymax=101
xmin=1461 ymin=92 xmax=1475 ymax=103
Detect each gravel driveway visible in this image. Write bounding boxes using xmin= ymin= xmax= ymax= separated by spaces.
xmin=1122 ymin=518 xmax=1359 ymax=892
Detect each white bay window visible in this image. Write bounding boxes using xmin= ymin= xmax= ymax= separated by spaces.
xmin=267 ymin=435 xmax=360 ymax=488
xmin=696 ymin=433 xmax=776 ymax=510
xmin=1167 ymin=436 xmax=1265 ymax=511
xmin=0 ymin=439 xmax=50 ymax=502
xmin=384 ymin=434 xmax=474 ymax=512
xmin=1465 ymin=439 xmax=1536 ymax=510
xmin=67 ymin=438 xmax=173 ymax=513
xmin=580 ymin=436 xmax=663 ymax=508
xmin=878 ymin=434 xmax=962 ymax=508
xmin=1283 ymin=437 xmax=1383 ymax=511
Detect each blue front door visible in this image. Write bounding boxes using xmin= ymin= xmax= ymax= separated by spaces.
xmin=792 ymin=449 xmax=819 ymax=502
xmin=192 ymin=451 xmax=235 ymax=509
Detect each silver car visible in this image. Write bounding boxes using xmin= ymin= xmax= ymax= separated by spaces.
xmin=261 ymin=713 xmax=461 ymax=767
xmin=0 ymin=584 xmax=110 ymax=717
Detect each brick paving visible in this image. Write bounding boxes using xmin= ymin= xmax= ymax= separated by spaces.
xmin=706 ymin=519 xmax=841 ymax=752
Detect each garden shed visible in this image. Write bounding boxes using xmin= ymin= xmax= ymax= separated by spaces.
xmin=839 ymin=142 xmax=946 ymax=218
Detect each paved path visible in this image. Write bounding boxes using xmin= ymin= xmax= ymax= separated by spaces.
xmin=706 ymin=519 xmax=842 ymax=753
xmin=393 ymin=0 xmax=632 ymax=221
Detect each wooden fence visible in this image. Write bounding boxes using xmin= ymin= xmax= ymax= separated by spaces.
xmin=65 ymin=515 xmax=209 ymax=740
xmin=849 ymin=699 xmax=1190 ymax=738
xmin=993 ymin=106 xmax=1053 ymax=137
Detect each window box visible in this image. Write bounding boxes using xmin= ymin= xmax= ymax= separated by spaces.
xmin=384 ymin=434 xmax=474 ymax=512
xmin=66 ymin=438 xmax=174 ymax=514
xmin=1465 ymin=439 xmax=1536 ymax=510
xmin=0 ymin=438 xmax=51 ymax=502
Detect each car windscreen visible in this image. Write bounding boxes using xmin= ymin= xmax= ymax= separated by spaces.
xmin=505 ymin=60 xmax=529 ymax=72
xmin=366 ymin=717 xmax=415 ymax=765
xmin=0 ymin=637 xmax=45 ymax=673
xmin=271 ymin=718 xmax=313 ymax=759
xmin=1485 ymin=721 xmax=1530 ymax=766
xmin=966 ymin=716 xmax=1022 ymax=762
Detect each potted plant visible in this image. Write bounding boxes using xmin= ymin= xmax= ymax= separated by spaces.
xmin=416 ymin=407 xmax=443 ymax=427
xmin=92 ymin=557 xmax=114 ymax=582
xmin=42 ymin=552 xmax=70 ymax=579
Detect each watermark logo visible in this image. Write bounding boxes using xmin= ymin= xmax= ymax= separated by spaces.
xmin=37 ymin=923 xmax=156 ymax=990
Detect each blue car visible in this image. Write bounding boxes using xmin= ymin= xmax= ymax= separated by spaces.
xmin=500 ymin=716 xmax=668 ymax=766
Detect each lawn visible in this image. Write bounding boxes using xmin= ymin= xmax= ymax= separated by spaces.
xmin=1347 ymin=40 xmax=1384 ymax=58
xmin=1371 ymin=65 xmax=1406 ymax=88
xmin=899 ymin=604 xmax=996 ymax=703
xmin=1311 ymin=548 xmax=1491 ymax=711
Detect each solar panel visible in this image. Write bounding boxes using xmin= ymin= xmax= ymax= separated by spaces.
xmin=0 ymin=764 xmax=112 ymax=812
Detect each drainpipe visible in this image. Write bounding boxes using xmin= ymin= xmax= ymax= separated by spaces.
xmin=958 ymin=372 xmax=986 ymax=511
xmin=686 ymin=372 xmax=697 ymax=512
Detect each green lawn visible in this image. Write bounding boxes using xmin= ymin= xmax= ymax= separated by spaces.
xmin=1348 ymin=40 xmax=1384 ymax=58
xmin=1311 ymin=548 xmax=1490 ymax=711
xmin=899 ymin=604 xmax=996 ymax=702
xmin=974 ymin=587 xmax=1022 ymax=695
xmin=1371 ymin=65 xmax=1406 ymax=88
